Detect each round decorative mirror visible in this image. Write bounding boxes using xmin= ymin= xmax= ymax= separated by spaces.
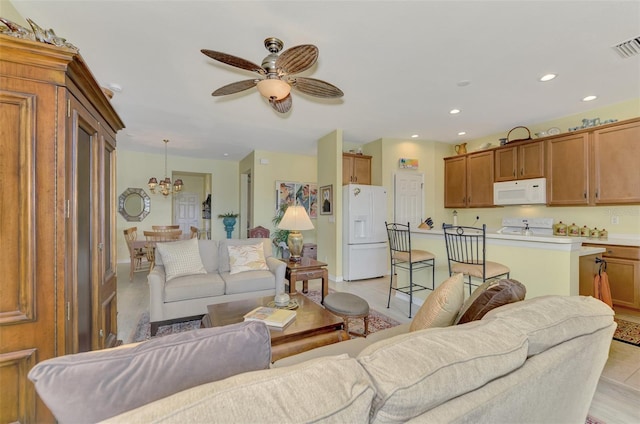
xmin=118 ymin=188 xmax=151 ymax=222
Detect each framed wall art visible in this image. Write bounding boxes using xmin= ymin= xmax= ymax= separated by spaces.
xmin=320 ymin=185 xmax=333 ymax=215
xmin=275 ymin=181 xmax=318 ymax=218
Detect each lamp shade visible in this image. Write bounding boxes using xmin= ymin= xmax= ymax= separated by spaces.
xmin=256 ymin=78 xmax=291 ymax=100
xmin=278 ymin=205 xmax=314 ymax=231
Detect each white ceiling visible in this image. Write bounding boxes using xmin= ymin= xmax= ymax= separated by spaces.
xmin=8 ymin=0 xmax=640 ymax=160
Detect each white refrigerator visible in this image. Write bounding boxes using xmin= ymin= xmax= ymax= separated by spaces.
xmin=343 ymin=184 xmax=388 ymax=281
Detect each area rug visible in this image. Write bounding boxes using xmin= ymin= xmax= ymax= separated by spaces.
xmin=300 ymin=289 xmax=401 ymax=336
xmin=130 ymin=312 xmax=202 ymax=343
xmin=130 ymin=290 xmax=400 ymax=343
xmin=613 ymin=317 xmax=640 ymax=346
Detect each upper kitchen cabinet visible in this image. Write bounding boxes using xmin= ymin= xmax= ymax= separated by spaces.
xmin=546 ymin=118 xmax=640 ymax=206
xmin=591 ymin=119 xmax=640 ymax=204
xmin=444 ymin=150 xmax=494 ymax=208
xmin=0 ymin=33 xmax=123 ymax=423
xmin=546 ymin=133 xmax=589 ymax=206
xmin=342 ymin=152 xmax=371 ymax=185
xmin=494 ymin=140 xmax=544 ymax=182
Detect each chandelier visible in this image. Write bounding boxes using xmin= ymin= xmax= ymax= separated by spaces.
xmin=147 ymin=139 xmax=183 ymax=196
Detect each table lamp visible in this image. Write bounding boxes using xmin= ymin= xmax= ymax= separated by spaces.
xmin=278 ymin=205 xmax=314 ymax=262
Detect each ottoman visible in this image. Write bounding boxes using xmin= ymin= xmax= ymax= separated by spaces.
xmin=323 ymin=292 xmax=369 ymax=337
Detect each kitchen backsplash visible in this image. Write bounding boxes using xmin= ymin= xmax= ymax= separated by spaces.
xmin=446 ymin=204 xmax=640 ymax=236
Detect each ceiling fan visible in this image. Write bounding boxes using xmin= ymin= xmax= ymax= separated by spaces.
xmin=201 ymin=37 xmax=343 ymax=113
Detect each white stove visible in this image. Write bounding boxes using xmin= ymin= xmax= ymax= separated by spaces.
xmin=496 ymin=217 xmax=554 ymax=236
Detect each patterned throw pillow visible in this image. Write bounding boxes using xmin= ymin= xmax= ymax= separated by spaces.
xmin=228 ymin=243 xmax=269 ymax=275
xmin=409 ymin=273 xmax=465 ymax=331
xmin=456 ymin=279 xmax=526 ymax=324
xmin=155 ymin=237 xmax=207 ymax=281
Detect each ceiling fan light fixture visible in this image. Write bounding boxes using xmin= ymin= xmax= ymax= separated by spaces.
xmin=257 ymin=78 xmax=291 ymax=100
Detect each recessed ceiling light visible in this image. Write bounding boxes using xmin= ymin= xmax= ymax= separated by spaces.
xmin=108 ymin=83 xmax=123 ymax=92
xmin=457 ymin=80 xmax=471 ymax=87
xmin=223 ymin=153 xmax=229 ymax=157
xmin=582 ymin=95 xmax=597 ymax=102
xmin=458 ymin=131 xmax=466 ymax=136
xmin=450 ymin=109 xmax=461 ymax=114
xmin=539 ymin=74 xmax=557 ymax=82
xmin=411 ymin=134 xmax=419 ymax=138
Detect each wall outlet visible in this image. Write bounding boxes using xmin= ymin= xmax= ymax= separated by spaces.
xmin=611 ymin=215 xmax=619 ymax=225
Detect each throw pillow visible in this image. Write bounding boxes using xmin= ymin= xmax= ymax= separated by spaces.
xmin=228 ymin=243 xmax=269 ymax=275
xmin=409 ymin=273 xmax=464 ymax=332
xmin=155 ymin=237 xmax=207 ymax=281
xmin=456 ymin=278 xmax=526 ymax=324
xmin=27 ymin=321 xmax=272 ymax=424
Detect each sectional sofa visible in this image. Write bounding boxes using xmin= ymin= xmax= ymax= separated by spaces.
xmin=28 ymin=287 xmax=615 ymax=423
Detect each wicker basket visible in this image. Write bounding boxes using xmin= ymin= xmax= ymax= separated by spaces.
xmin=506 ymin=126 xmax=532 ymax=143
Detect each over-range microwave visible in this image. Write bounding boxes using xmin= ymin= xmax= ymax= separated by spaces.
xmin=493 ymin=178 xmax=547 ymax=205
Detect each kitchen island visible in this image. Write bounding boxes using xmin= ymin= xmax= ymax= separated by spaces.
xmin=408 ymin=228 xmax=610 ymax=301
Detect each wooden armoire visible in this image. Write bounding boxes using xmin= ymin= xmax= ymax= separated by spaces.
xmin=0 ymin=33 xmax=124 ymax=423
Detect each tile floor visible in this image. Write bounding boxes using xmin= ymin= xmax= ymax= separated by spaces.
xmin=116 ymin=263 xmax=640 ymax=423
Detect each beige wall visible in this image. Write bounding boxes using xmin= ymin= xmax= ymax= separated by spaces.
xmin=116 ymin=150 xmax=238 ymax=262
xmin=317 ymin=130 xmax=343 ymax=278
xmin=247 ymin=149 xmax=318 ymax=241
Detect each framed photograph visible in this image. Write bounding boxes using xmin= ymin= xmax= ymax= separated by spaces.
xmin=320 ymin=185 xmax=333 ymax=215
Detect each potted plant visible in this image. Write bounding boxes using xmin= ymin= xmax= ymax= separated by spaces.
xmin=218 ymin=212 xmax=239 ymax=239
xmin=271 ymin=203 xmax=290 ymax=259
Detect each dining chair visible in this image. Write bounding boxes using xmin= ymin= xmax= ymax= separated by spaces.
xmin=152 ymin=225 xmax=180 ymax=230
xmin=123 ymin=227 xmax=149 ymax=281
xmin=248 ymin=225 xmax=270 ymax=239
xmin=190 ymin=226 xmax=199 ymax=239
xmin=143 ymin=230 xmax=183 ymax=270
xmin=385 ymin=222 xmax=436 ymax=318
xmin=442 ymin=223 xmax=511 ymax=295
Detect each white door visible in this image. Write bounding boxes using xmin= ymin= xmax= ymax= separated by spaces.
xmin=174 ymin=191 xmax=200 ymax=234
xmin=394 ymin=172 xmax=424 ymax=228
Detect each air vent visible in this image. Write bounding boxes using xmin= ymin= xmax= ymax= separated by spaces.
xmin=612 ymin=36 xmax=640 ymax=58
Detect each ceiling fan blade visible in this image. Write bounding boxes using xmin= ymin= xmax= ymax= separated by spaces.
xmin=276 ymin=44 xmax=318 ymax=75
xmin=201 ymin=49 xmax=266 ymax=75
xmin=290 ymin=77 xmax=344 ymax=98
xmin=212 ymin=79 xmax=258 ymax=96
xmin=269 ymin=95 xmax=292 ymax=113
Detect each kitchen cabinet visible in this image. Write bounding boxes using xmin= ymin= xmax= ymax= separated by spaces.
xmin=592 ymin=120 xmax=640 ymax=204
xmin=579 ymin=253 xmax=602 ymax=297
xmin=546 ymin=118 xmax=640 ymax=206
xmin=494 ymin=140 xmax=544 ymax=182
xmin=342 ymin=152 xmax=371 ymax=185
xmin=546 ymin=133 xmax=590 ymax=206
xmin=0 ymin=34 xmax=123 ymax=423
xmin=584 ymin=244 xmax=640 ymax=311
xmin=444 ymin=150 xmax=494 ymax=208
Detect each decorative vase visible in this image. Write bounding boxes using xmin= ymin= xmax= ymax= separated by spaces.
xmin=222 ymin=217 xmax=237 ymax=239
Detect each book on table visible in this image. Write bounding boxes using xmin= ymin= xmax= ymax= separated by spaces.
xmin=243 ymin=307 xmax=296 ymax=328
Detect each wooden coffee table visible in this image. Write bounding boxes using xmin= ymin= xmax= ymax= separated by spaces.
xmin=201 ymin=294 xmax=347 ymax=362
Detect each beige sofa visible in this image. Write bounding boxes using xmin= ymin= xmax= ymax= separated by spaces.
xmin=29 ymin=294 xmax=616 ymax=423
xmin=149 ymin=238 xmax=286 ymax=333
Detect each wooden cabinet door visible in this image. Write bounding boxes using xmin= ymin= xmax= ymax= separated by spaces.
xmin=0 ymin=77 xmax=61 ymax=424
xmin=342 ymin=155 xmax=353 ymax=185
xmin=519 ymin=140 xmax=545 ymax=179
xmin=607 ymin=257 xmax=640 ymax=309
xmin=466 ymin=151 xmax=494 ymax=207
xmin=342 ymin=153 xmax=371 ymax=185
xmin=444 ymin=156 xmax=467 ymax=208
xmin=352 ymin=155 xmax=371 ymax=185
xmin=66 ymin=95 xmax=118 ymax=352
xmin=592 ymin=120 xmax=640 ymax=204
xmin=494 ymin=146 xmax=517 ymax=182
xmin=546 ymin=133 xmax=589 ymax=205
